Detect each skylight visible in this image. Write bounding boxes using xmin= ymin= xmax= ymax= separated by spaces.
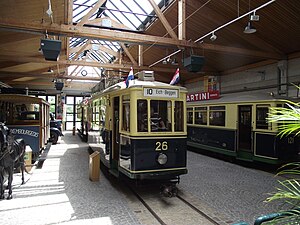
xmin=69 ymin=0 xmax=167 ymax=76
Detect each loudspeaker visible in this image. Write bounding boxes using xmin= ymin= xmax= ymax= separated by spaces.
xmin=55 ymin=82 xmax=64 ymax=91
xmin=40 ymin=39 xmax=62 ymax=61
xmin=183 ymin=55 xmax=205 ymax=72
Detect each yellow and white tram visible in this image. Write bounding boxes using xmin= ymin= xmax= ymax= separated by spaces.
xmin=79 ymin=71 xmax=187 ymax=186
xmin=187 ymin=92 xmax=300 ymax=165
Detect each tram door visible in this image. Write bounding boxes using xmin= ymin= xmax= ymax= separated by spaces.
xmin=111 ymin=97 xmax=120 ymax=173
xmin=238 ymin=105 xmax=253 ymax=155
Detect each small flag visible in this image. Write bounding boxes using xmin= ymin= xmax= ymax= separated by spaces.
xmin=170 ymin=68 xmax=180 ymax=85
xmin=125 ymin=67 xmax=134 ymax=88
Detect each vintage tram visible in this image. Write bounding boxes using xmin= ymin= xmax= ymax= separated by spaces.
xmin=187 ymin=92 xmax=300 ymax=165
xmin=0 ymin=94 xmax=50 ymax=160
xmin=78 ymin=71 xmax=187 ymax=190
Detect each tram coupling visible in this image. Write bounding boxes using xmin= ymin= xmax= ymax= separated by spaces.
xmin=160 ymin=176 xmax=180 ymax=197
xmin=160 ymin=183 xmax=178 ymax=197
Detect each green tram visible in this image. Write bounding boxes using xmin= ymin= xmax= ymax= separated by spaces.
xmin=78 ymin=71 xmax=187 ymax=192
xmin=187 ymin=93 xmax=300 ymax=165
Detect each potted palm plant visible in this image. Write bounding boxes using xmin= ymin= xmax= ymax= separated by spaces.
xmin=264 ymin=90 xmax=300 ymax=224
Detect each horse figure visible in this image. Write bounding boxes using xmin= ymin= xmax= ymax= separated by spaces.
xmin=0 ymin=123 xmax=26 ymax=200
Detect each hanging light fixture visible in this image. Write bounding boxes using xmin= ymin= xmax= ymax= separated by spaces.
xmin=171 ymin=58 xmax=178 ymax=65
xmin=210 ymin=32 xmax=217 ymax=41
xmin=250 ymin=11 xmax=260 ymax=21
xmin=47 ymin=67 xmax=54 ymax=73
xmin=244 ymin=21 xmax=256 ymax=34
xmin=244 ymin=0 xmax=257 ymax=34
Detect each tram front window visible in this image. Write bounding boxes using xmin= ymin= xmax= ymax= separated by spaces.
xmin=150 ymin=100 xmax=171 ymax=132
xmin=150 ymin=106 xmax=166 ymax=131
xmin=137 ymin=100 xmax=171 ymax=132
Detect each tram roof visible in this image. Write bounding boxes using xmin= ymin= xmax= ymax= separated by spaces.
xmin=187 ymin=92 xmax=299 ymax=106
xmin=0 ymin=94 xmax=49 ymax=105
xmin=93 ymin=79 xmax=187 ymax=96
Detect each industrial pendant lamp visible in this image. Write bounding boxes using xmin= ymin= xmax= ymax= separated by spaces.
xmin=210 ymin=32 xmax=217 ymax=41
xmin=244 ymin=21 xmax=256 ymax=34
xmin=244 ymin=0 xmax=257 ymax=34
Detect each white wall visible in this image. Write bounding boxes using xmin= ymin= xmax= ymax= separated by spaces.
xmin=185 ymin=57 xmax=300 ymax=98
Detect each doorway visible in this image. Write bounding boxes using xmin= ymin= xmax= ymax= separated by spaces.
xmin=111 ymin=96 xmax=120 ymax=172
xmin=238 ymin=105 xmax=252 ymax=152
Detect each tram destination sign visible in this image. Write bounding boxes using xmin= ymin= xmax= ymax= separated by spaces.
xmin=144 ymin=88 xmax=178 ymax=98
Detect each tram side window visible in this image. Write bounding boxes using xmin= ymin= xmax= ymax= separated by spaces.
xmin=187 ymin=108 xmax=193 ymax=124
xmin=99 ymin=99 xmax=106 ymax=128
xmin=256 ymin=105 xmax=269 ymax=129
xmin=122 ymin=97 xmax=130 ymax=132
xmin=209 ymin=106 xmax=225 ymax=126
xmin=174 ymin=101 xmax=184 ymax=131
xmin=195 ymin=107 xmax=207 ymax=125
xmin=137 ymin=100 xmax=147 ymax=132
xmin=93 ymin=101 xmax=100 ymax=130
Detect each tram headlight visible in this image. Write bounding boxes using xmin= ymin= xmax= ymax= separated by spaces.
xmin=157 ymin=153 xmax=168 ymax=165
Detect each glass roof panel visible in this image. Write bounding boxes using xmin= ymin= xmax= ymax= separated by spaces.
xmin=69 ymin=0 xmax=167 ymax=76
xmin=106 ymin=1 xmax=137 ymax=29
xmin=109 ymin=0 xmax=143 ymax=28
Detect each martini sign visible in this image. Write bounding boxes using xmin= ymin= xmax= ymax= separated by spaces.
xmin=186 ymin=91 xmax=220 ymax=102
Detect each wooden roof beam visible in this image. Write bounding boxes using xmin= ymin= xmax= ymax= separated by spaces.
xmin=77 ymin=0 xmax=107 ymax=27
xmin=0 ymin=71 xmax=102 ymax=81
xmin=72 ymin=40 xmax=91 ymax=61
xmin=0 ymin=20 xmax=283 ymax=58
xmin=64 ymin=0 xmax=73 ymax=62
xmin=147 ymin=0 xmax=178 ymax=40
xmin=0 ymin=54 xmax=182 ymax=73
xmin=0 ymin=20 xmax=192 ymax=47
xmin=178 ymin=0 xmax=186 ymax=40
xmin=120 ymin=43 xmax=138 ymax=66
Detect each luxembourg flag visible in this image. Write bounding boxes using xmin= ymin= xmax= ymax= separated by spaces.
xmin=125 ymin=67 xmax=134 ymax=88
xmin=169 ymin=68 xmax=180 ymax=85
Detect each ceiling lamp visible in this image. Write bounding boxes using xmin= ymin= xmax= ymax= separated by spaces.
xmin=47 ymin=68 xmax=54 ymax=73
xmin=244 ymin=21 xmax=256 ymax=34
xmin=171 ymin=58 xmax=178 ymax=65
xmin=210 ymin=32 xmax=217 ymax=41
xmin=250 ymin=11 xmax=260 ymax=21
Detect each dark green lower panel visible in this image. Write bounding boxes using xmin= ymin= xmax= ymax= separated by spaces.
xmin=187 ymin=141 xmax=236 ymax=157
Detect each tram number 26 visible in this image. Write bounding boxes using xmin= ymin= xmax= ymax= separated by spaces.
xmin=155 ymin=141 xmax=168 ymax=151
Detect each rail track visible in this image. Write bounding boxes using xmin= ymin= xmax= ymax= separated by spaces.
xmin=126 ymin=183 xmax=224 ymax=225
